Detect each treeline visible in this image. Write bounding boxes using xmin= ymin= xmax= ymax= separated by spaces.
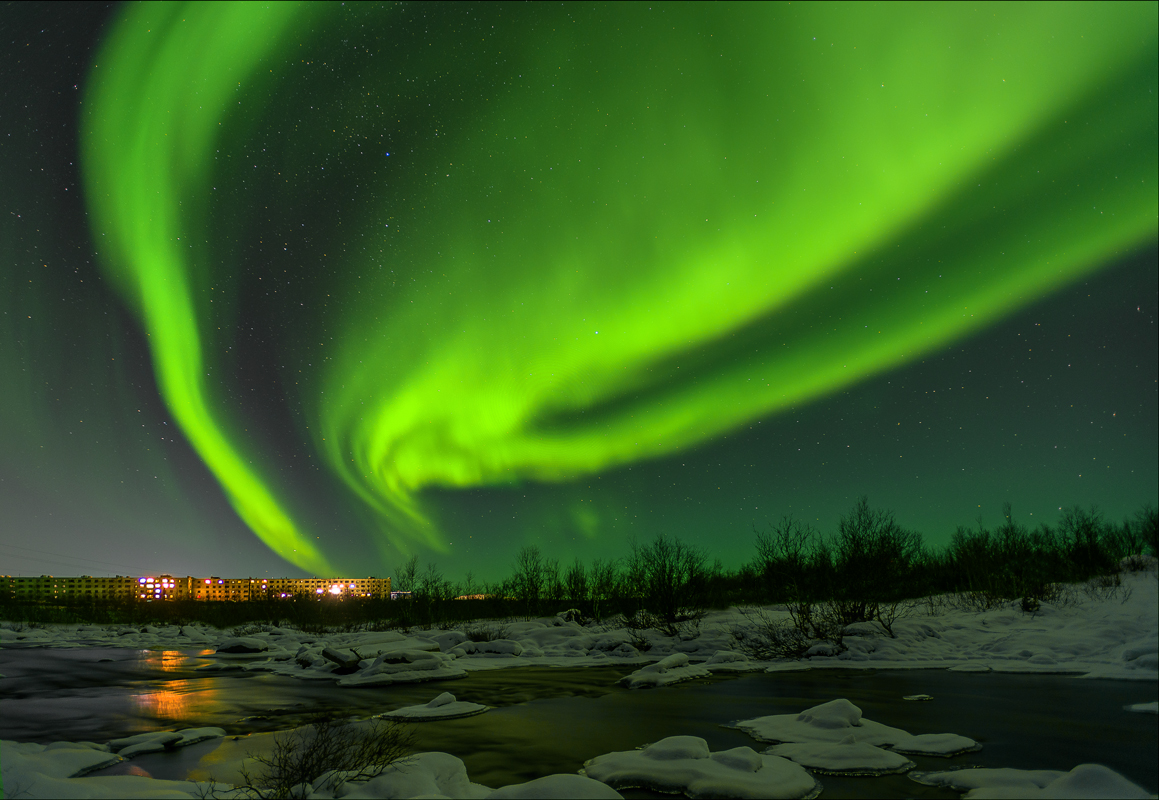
xmin=2 ymin=500 xmax=1154 ymax=630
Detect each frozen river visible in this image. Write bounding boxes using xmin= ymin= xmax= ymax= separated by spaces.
xmin=1 ymin=645 xmax=1154 ymax=798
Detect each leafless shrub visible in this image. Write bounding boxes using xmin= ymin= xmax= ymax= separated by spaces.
xmin=231 ymin=623 xmax=271 ymax=637
xmin=874 ymin=599 xmax=917 ymax=638
xmin=623 ymin=610 xmax=656 ymax=652
xmin=234 ymin=716 xmax=413 ymax=799
xmin=954 ymin=589 xmax=1009 ymax=613
xmin=464 ymin=622 xmax=508 ymax=642
xmin=730 ymin=608 xmax=811 ymax=659
xmin=787 ymin=601 xmax=846 ymax=649
xmin=1083 ymin=573 xmax=1134 ymax=603
xmin=921 ymin=592 xmax=953 ymax=616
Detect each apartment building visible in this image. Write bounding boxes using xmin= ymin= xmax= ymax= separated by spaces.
xmin=2 ymin=575 xmax=138 ymax=601
xmin=2 ymin=575 xmax=390 ymax=602
xmin=267 ymin=577 xmax=390 ymax=599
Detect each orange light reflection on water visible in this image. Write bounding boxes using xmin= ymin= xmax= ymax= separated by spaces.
xmin=130 ymin=650 xmax=221 ymax=723
xmin=140 ymin=649 xmax=188 ymax=672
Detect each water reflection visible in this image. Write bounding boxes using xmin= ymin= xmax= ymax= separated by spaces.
xmin=138 ymin=649 xmax=188 ymax=672
xmin=130 ymin=678 xmax=227 ymax=726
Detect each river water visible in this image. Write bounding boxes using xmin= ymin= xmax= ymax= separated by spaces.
xmin=1 ymin=646 xmax=1155 ymax=798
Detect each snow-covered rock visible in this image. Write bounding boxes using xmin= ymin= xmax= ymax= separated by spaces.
xmin=448 ymin=639 xmax=524 ymax=658
xmin=1 ymin=740 xmax=122 ymax=779
xmin=767 ymin=737 xmax=914 ymax=775
xmin=323 ymin=751 xmax=492 ymax=799
xmin=321 ymin=647 xmax=361 ymax=669
xmin=730 ymin=698 xmax=979 ymax=756
xmin=488 ymin=773 xmax=622 ymax=798
xmin=581 ymin=736 xmax=819 ymax=799
xmin=619 ymin=653 xmax=711 ymax=689
xmin=911 ymin=763 xmax=1151 ymax=798
xmin=377 ymin=692 xmax=489 ymax=721
xmin=337 ymin=649 xmax=467 ymax=686
xmin=704 ymin=650 xmax=759 ymax=672
xmin=214 ymin=637 xmax=268 ymax=654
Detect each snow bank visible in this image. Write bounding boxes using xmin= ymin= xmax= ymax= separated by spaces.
xmin=0 ymin=740 xmax=215 ymax=798
xmin=376 ymin=692 xmax=489 ymax=721
xmin=910 ymin=763 xmax=1152 ymax=798
xmin=580 ymin=735 xmax=819 ymax=799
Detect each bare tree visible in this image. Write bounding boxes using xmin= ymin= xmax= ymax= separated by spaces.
xmin=630 ymin=533 xmax=707 ymax=633
xmin=393 ymin=555 xmax=419 ymax=594
xmin=588 ymin=558 xmax=617 ymax=622
xmin=511 ymin=545 xmax=546 ymax=613
xmin=753 ymin=514 xmax=820 ymax=603
xmin=564 ymin=558 xmax=589 ymax=604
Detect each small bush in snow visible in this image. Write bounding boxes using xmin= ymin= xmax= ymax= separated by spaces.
xmin=464 ymin=623 xmax=508 ymax=642
xmin=730 ymin=608 xmax=812 ymax=659
xmin=233 ymin=716 xmax=414 ymax=799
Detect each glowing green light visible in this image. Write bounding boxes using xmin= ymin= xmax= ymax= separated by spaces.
xmin=82 ymin=1 xmax=333 ymax=573
xmin=84 ymin=2 xmax=1156 ymax=562
xmin=319 ymin=3 xmax=1157 ymax=550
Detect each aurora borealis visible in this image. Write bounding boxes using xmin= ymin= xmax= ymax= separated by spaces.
xmin=2 ymin=2 xmax=1156 ymax=579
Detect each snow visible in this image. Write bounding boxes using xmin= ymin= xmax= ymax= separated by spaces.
xmin=3 ymin=572 xmax=1154 ymax=684
xmin=2 ymin=740 xmax=123 ymax=778
xmin=579 ymin=735 xmax=819 ymax=799
xmin=618 ymin=652 xmax=712 ymax=689
xmin=1 ymin=570 xmax=1154 ymax=797
xmin=376 ymin=692 xmax=489 ymax=721
xmin=448 ymin=639 xmax=525 ymax=657
xmin=910 ymin=763 xmax=1152 ymax=798
xmin=107 ymin=728 xmax=226 ymax=757
xmin=729 ymin=698 xmax=981 ymax=763
xmin=315 ymin=752 xmax=493 ymax=799
xmin=766 ymin=738 xmax=915 ymax=775
xmin=486 ymin=774 xmax=623 ymax=798
xmin=5 ymin=573 xmax=1155 ymax=686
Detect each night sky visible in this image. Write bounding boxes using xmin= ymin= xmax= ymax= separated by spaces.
xmin=1 ymin=2 xmax=1155 ymax=582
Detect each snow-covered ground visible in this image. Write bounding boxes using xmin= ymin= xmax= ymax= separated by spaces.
xmin=2 ymin=570 xmax=1155 ymax=680
xmin=1 ymin=570 xmax=1155 ymax=798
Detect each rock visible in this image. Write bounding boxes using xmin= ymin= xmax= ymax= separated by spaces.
xmin=216 ymin=637 xmax=270 ymax=654
xmin=448 ymin=639 xmax=524 ymax=658
xmin=321 ymin=647 xmax=362 ymax=669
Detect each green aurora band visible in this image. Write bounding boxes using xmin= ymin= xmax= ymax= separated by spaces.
xmin=82 ymin=2 xmax=1157 ymax=572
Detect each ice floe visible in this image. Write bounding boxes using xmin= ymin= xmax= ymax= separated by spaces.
xmin=580 ymin=735 xmax=820 ymax=799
